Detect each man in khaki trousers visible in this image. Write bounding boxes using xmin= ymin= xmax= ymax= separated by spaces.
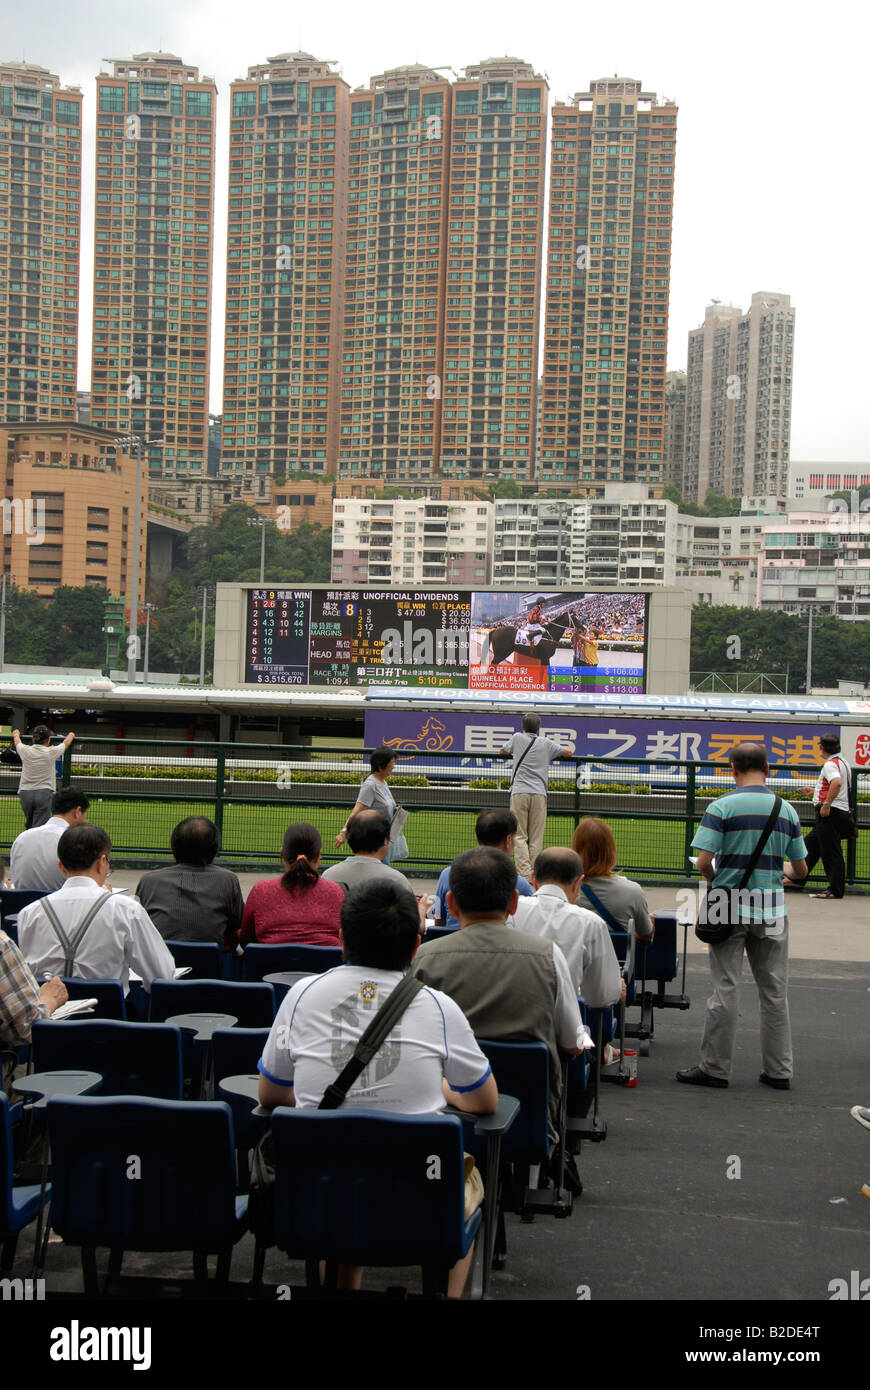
xmin=499 ymin=714 xmax=574 ymax=878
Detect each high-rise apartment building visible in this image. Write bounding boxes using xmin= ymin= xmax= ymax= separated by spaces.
xmin=540 ymin=78 xmax=677 ymax=489
xmin=89 ymin=53 xmax=216 ymax=478
xmin=439 ymin=58 xmax=548 ymax=482
xmin=222 ymin=54 xmax=349 ymax=480
xmin=682 ymin=291 xmax=795 ymax=503
xmin=340 ymin=64 xmax=451 ymax=482
xmin=0 ymin=61 xmax=82 ymax=423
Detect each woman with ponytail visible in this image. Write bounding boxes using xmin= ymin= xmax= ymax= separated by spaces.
xmin=239 ymin=822 xmax=343 ymax=946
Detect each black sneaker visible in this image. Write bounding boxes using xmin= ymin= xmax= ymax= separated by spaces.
xmin=676 ymin=1066 xmax=728 ymax=1088
xmin=759 ymin=1073 xmax=790 ymax=1090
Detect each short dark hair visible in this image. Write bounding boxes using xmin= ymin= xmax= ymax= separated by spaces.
xmin=533 ymin=847 xmax=583 ymax=887
xmin=171 ymin=816 xmax=220 ymax=866
xmin=449 ymin=847 xmax=517 ymax=916
xmin=280 ymin=822 xmax=321 ymax=893
xmin=369 ymin=745 xmax=395 ymax=774
xmin=521 ymin=713 xmax=541 ymax=734
xmin=340 ymin=880 xmax=420 ymax=969
xmin=729 ymin=742 xmax=768 ymax=775
xmin=819 ymin=733 xmax=841 ymax=755
xmin=475 ymin=808 xmax=517 ymax=846
xmin=346 ymin=808 xmax=391 ymax=854
xmin=58 ymin=823 xmax=111 ymax=873
xmin=31 ymin=725 xmax=52 ymax=745
xmin=52 ymin=787 xmax=90 ymax=817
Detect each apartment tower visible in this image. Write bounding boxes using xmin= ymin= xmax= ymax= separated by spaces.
xmin=540 ymin=78 xmax=677 ymax=489
xmin=89 ymin=53 xmax=217 ymax=478
xmin=340 ymin=65 xmax=451 ymax=483
xmin=222 ymin=54 xmax=349 ymax=486
xmin=0 ymin=61 xmax=82 ymax=423
xmin=439 ymin=58 xmax=548 ymax=482
xmin=682 ymin=292 xmax=795 ymax=503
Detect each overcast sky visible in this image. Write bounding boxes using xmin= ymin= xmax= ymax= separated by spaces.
xmin=6 ymin=0 xmax=868 ymax=461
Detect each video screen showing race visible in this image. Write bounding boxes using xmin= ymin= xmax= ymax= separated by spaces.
xmin=468 ymin=591 xmax=647 ymax=693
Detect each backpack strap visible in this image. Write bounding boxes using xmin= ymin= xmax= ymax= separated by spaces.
xmin=318 ymin=973 xmax=424 ymax=1110
xmin=579 ymin=882 xmax=625 ymax=933
xmin=40 ymin=891 xmax=114 ymax=977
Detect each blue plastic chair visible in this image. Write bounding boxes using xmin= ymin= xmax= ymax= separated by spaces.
xmin=46 ymin=1095 xmax=249 ymax=1294
xmin=59 ymin=977 xmax=127 ymax=1021
xmin=213 ymin=1028 xmax=272 ymax=1189
xmin=31 ymin=1020 xmax=183 ymax=1100
xmin=165 ymin=940 xmax=223 ymax=980
xmin=240 ymin=943 xmax=342 ymax=983
xmin=1 ymin=1092 xmax=49 ymax=1271
xmin=257 ymin=1108 xmax=482 ymax=1297
xmin=475 ymin=1040 xmax=550 ymax=1169
xmin=148 ymin=978 xmax=276 ymax=1027
xmin=0 ymin=888 xmax=50 ymax=946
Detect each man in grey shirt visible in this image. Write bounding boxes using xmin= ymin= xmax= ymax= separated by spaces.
xmin=322 ymin=809 xmax=416 ymax=900
xmin=12 ymin=724 xmax=75 ymax=829
xmin=135 ymin=816 xmax=243 ymax=949
xmin=499 ymin=714 xmax=574 ymax=878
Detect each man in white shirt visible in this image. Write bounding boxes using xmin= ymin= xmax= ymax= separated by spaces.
xmin=17 ymin=823 xmax=175 ymax=994
xmin=512 ymin=847 xmax=623 ymax=1007
xmin=10 ymin=788 xmax=90 ymax=892
xmin=12 ymin=725 xmax=75 ymax=829
xmin=794 ymin=733 xmax=853 ymax=900
xmin=258 ymin=879 xmax=496 ymax=1297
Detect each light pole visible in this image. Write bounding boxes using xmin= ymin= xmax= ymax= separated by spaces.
xmin=143 ymin=603 xmax=158 ymax=684
xmin=117 ymin=434 xmax=161 ymax=684
xmin=247 ymin=514 xmax=271 ymax=584
xmin=0 ymin=572 xmax=7 ymax=675
xmin=197 ymin=585 xmax=213 ymax=686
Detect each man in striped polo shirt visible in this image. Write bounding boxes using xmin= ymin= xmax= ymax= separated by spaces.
xmin=677 ymin=742 xmax=808 ymax=1091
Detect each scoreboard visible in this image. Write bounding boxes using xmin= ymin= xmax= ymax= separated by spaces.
xmin=245 ymin=588 xmax=647 ymax=693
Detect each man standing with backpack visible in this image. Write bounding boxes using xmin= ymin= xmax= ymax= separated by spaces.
xmin=499 ymin=714 xmax=574 ymax=878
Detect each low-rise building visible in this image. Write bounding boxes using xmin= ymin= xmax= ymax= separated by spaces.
xmin=331 ymin=496 xmax=493 ymax=586
xmin=757 ymin=512 xmax=870 ymax=619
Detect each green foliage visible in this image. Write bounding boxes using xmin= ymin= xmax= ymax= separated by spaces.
xmin=690 ymin=604 xmax=870 ymax=691
xmin=467 ymin=778 xmax=511 ymax=790
xmin=662 ymin=485 xmax=741 ymax=516
xmin=4 ymin=585 xmax=108 ymax=668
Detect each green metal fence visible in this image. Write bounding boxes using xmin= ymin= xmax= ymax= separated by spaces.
xmin=1 ymin=738 xmax=867 ymax=885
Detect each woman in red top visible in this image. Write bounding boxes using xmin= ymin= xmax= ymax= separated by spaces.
xmin=239 ymin=823 xmax=344 ymax=946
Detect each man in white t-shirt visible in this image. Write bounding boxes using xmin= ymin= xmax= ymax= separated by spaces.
xmin=10 ymin=787 xmax=90 ymax=891
xmin=499 ymin=713 xmax=574 ymax=877
xmin=12 ymin=724 xmax=75 ymax=829
xmin=795 ymin=733 xmax=853 ymax=900
xmin=258 ymin=878 xmax=497 ymax=1297
xmin=512 ymin=847 xmax=622 ymax=1007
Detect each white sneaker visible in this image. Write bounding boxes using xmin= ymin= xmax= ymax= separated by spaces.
xmin=850 ymin=1105 xmax=870 ymax=1131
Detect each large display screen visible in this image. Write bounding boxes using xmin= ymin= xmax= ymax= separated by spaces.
xmin=245 ymin=588 xmax=647 ymax=692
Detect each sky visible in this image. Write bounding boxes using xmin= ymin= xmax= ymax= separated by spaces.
xmin=5 ymin=0 xmax=869 ymax=462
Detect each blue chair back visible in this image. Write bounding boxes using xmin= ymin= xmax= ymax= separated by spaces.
xmin=268 ymin=1108 xmax=481 ymax=1270
xmin=423 ymin=927 xmax=458 ymax=943
xmin=165 ymin=940 xmax=223 ymax=980
xmin=46 ymin=1096 xmax=246 ymax=1255
xmin=212 ymin=1027 xmax=271 ymax=1082
xmin=2 ymin=1091 xmax=49 ymax=1263
xmin=241 ymin=943 xmax=342 ymax=983
xmin=60 ymin=977 xmax=127 ymax=1021
xmin=476 ymin=1039 xmax=550 ymax=1164
xmin=636 ymin=912 xmax=678 ymax=983
xmin=0 ymin=888 xmax=50 ymax=945
xmin=148 ymin=978 xmax=276 ymax=1027
xmin=32 ymin=1020 xmax=183 ymax=1100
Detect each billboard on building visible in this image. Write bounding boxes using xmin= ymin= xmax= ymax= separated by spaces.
xmin=244 ymin=588 xmax=648 ymax=692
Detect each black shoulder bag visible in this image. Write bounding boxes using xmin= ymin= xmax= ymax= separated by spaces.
xmin=695 ymin=796 xmax=782 ymax=945
xmin=248 ymin=974 xmax=423 ymax=1242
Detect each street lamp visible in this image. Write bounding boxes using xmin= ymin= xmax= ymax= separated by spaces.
xmin=143 ymin=603 xmax=158 ymax=684
xmin=115 ymin=434 xmax=162 ymax=685
xmin=246 ymin=514 xmax=272 ymax=585
xmin=197 ymin=585 xmax=214 ymax=687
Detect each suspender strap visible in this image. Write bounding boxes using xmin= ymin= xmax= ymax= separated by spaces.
xmin=318 ymin=973 xmax=424 ymax=1110
xmin=579 ymin=882 xmax=625 ymax=934
xmin=509 ymin=732 xmax=538 ymax=790
xmin=40 ymin=891 xmax=114 ymax=977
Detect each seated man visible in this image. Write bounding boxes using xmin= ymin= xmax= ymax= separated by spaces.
xmin=433 ymin=809 xmax=534 ymax=930
xmin=258 ymin=879 xmax=496 ymax=1297
xmin=321 ymin=809 xmax=417 ymax=902
xmin=17 ymin=824 xmax=175 ymax=995
xmin=135 ymin=816 xmax=244 ymax=948
xmin=512 ymin=848 xmax=622 ymax=1007
xmin=10 ymin=787 xmax=90 ymax=892
xmin=412 ymin=847 xmax=582 ymax=1145
xmin=0 ymin=929 xmax=67 ymax=1047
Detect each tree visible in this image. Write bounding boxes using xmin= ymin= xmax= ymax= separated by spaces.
xmin=702 ymin=492 xmax=742 ymax=517
xmin=690 ymin=604 xmax=870 ymax=692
